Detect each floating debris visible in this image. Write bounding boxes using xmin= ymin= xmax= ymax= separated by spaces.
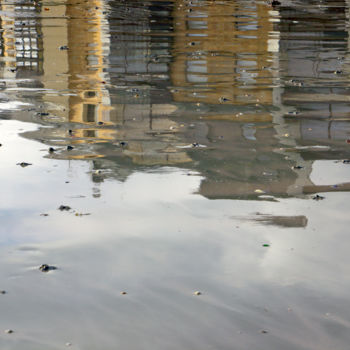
xmin=313 ymin=194 xmax=325 ymax=201
xmin=58 ymin=205 xmax=71 ymax=211
xmin=17 ymin=162 xmax=32 ymax=167
xmin=39 ymin=264 xmax=57 ymax=272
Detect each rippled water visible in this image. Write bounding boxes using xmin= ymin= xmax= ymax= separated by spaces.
xmin=1 ymin=1 xmax=350 ymax=349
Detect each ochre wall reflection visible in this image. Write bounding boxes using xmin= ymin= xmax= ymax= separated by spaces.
xmin=171 ymin=0 xmax=274 ymax=106
xmin=66 ymin=0 xmax=113 ymax=141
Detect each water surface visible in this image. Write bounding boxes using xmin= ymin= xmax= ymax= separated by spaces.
xmin=1 ymin=1 xmax=350 ymax=349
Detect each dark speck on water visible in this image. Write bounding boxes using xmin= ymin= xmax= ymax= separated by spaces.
xmin=58 ymin=205 xmax=71 ymax=211
xmin=39 ymin=264 xmax=57 ymax=272
xmin=17 ymin=162 xmax=32 ymax=167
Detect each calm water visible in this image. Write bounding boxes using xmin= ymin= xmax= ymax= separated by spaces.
xmin=1 ymin=0 xmax=350 ymax=349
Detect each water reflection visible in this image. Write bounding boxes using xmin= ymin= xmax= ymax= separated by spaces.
xmin=2 ymin=1 xmax=350 ymax=349
xmin=1 ymin=0 xmax=350 ymax=199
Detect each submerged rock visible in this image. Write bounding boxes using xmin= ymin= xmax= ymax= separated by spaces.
xmin=39 ymin=264 xmax=57 ymax=272
xmin=58 ymin=205 xmax=71 ymax=211
xmin=17 ymin=162 xmax=32 ymax=167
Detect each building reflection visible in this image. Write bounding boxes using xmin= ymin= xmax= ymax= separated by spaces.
xmin=1 ymin=0 xmax=350 ymax=201
xmin=170 ymin=0 xmax=276 ymax=107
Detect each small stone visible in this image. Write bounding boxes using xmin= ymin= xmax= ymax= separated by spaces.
xmin=5 ymin=329 xmax=13 ymax=334
xmin=39 ymin=264 xmax=57 ymax=272
xmin=17 ymin=162 xmax=32 ymax=167
xmin=194 ymin=291 xmax=201 ymax=296
xmin=313 ymin=194 xmax=325 ymax=201
xmin=58 ymin=205 xmax=71 ymax=211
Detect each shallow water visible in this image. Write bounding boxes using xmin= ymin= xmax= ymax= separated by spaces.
xmin=1 ymin=0 xmax=350 ymax=349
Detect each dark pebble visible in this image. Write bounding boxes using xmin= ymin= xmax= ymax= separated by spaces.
xmin=97 ymin=121 xmax=104 ymax=125
xmin=39 ymin=264 xmax=57 ymax=272
xmin=17 ymin=162 xmax=32 ymax=167
xmin=67 ymin=145 xmax=74 ymax=151
xmin=119 ymin=141 xmax=127 ymax=147
xmin=58 ymin=205 xmax=71 ymax=211
xmin=49 ymin=147 xmax=55 ymax=153
xmin=59 ymin=45 xmax=69 ymax=50
xmin=313 ymin=194 xmax=325 ymax=201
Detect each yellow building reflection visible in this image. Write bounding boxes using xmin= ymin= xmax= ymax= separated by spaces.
xmin=171 ymin=0 xmax=275 ymax=108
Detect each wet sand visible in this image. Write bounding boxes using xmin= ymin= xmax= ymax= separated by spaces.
xmin=1 ymin=0 xmax=350 ymax=349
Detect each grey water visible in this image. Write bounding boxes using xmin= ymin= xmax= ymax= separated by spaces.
xmin=1 ymin=0 xmax=350 ymax=349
